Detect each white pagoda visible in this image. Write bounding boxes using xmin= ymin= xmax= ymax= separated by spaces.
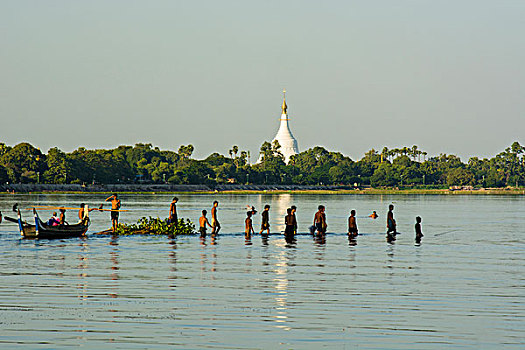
xmin=272 ymin=89 xmax=299 ymax=163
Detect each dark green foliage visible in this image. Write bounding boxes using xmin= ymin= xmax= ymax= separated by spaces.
xmin=114 ymin=217 xmax=195 ymax=235
xmin=0 ymin=140 xmax=523 ymax=188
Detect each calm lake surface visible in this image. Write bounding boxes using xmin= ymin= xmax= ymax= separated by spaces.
xmin=0 ymin=193 xmax=523 ymax=349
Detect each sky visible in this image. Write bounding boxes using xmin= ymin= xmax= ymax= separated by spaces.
xmin=1 ymin=0 xmax=524 ymax=161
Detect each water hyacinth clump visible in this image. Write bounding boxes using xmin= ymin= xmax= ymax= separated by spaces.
xmin=115 ymin=217 xmax=195 ymax=235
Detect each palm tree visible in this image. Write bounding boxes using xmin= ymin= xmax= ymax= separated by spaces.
xmin=232 ymin=145 xmax=239 ymax=159
xmin=411 ymin=145 xmax=418 ymax=161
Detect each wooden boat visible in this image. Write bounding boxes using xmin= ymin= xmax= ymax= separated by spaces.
xmin=8 ymin=208 xmax=89 ymax=239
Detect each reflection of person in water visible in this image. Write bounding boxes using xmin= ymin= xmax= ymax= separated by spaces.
xmin=369 ymin=211 xmax=378 ymax=219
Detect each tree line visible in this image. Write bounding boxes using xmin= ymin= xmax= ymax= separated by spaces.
xmin=0 ymin=141 xmax=523 ymax=188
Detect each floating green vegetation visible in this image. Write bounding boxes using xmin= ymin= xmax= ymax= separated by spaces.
xmin=114 ymin=217 xmax=195 ymax=236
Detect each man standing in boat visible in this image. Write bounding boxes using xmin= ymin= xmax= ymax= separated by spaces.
xmin=105 ymin=193 xmax=121 ymax=232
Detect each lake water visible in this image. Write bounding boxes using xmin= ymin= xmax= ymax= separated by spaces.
xmin=0 ymin=193 xmax=523 ymax=349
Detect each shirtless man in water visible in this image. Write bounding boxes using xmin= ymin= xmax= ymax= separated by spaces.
xmin=105 ymin=193 xmax=121 ymax=232
xmin=169 ymin=197 xmax=178 ymax=225
xmin=211 ymin=201 xmax=220 ymax=234
xmin=199 ymin=210 xmax=212 ymax=237
xmin=313 ymin=205 xmax=327 ymax=235
xmin=387 ymin=204 xmax=397 ymax=237
xmin=348 ymin=209 xmax=358 ymax=238
xmin=245 ymin=211 xmax=254 ymax=236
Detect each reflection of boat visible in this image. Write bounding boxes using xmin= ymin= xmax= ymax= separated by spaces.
xmin=5 ymin=209 xmax=89 ymax=239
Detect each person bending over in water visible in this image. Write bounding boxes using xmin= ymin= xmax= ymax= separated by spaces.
xmin=313 ymin=205 xmax=327 ymax=235
xmin=211 ymin=201 xmax=221 ymax=234
xmin=291 ymin=205 xmax=298 ymax=234
xmin=169 ymin=197 xmax=178 ymax=225
xmin=199 ymin=210 xmax=212 ymax=237
xmin=369 ymin=211 xmax=378 ymax=219
xmin=259 ymin=204 xmax=270 ymax=235
xmin=245 ymin=211 xmax=254 ymax=236
xmin=387 ymin=204 xmax=397 ymax=237
xmin=348 ymin=209 xmax=358 ymax=238
xmin=105 ymin=193 xmax=121 ymax=232
xmin=415 ymin=216 xmax=423 ymax=238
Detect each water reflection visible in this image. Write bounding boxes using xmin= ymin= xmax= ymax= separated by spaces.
xmin=260 ymin=233 xmax=269 ymax=246
xmin=313 ymin=233 xmax=326 ymax=246
xmin=284 ymin=233 xmax=296 ymax=246
xmin=76 ymin=239 xmax=89 ymax=301
xmin=245 ymin=233 xmax=253 ymax=246
xmin=273 ymin=194 xmax=292 ymax=234
xmin=108 ymin=236 xmax=119 ymax=299
xmin=385 ymin=244 xmax=395 ymax=269
xmin=168 ymin=238 xmax=177 ymax=289
xmin=273 ymin=240 xmax=291 ymax=331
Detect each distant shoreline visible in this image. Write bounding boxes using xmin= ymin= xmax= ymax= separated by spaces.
xmin=0 ymin=184 xmax=523 ymax=195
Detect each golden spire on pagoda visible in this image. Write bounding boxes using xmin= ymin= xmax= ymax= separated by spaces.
xmin=281 ymin=88 xmax=287 ymax=114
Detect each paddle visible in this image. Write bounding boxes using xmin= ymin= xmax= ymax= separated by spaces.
xmin=27 ymin=206 xmax=128 ymax=212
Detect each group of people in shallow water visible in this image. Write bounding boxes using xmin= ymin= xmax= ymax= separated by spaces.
xmin=44 ymin=193 xmax=424 ymax=243
xmin=191 ymin=199 xmax=424 ymax=243
xmin=46 ymin=193 xmax=122 ymax=231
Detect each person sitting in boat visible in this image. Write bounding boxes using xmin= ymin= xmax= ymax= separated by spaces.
xmin=48 ymin=212 xmax=60 ymax=226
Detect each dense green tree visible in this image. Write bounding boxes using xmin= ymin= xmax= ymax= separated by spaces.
xmin=0 ymin=140 xmax=522 ymax=188
xmin=43 ymin=147 xmax=70 ymax=183
xmin=0 ymin=143 xmax=44 ymax=183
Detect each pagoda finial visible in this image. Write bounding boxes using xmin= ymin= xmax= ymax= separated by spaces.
xmin=281 ymin=88 xmax=287 ymax=114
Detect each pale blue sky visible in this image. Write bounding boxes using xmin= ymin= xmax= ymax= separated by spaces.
xmin=1 ymin=1 xmax=523 ymax=160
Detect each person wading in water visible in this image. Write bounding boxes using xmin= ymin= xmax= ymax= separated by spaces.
xmin=387 ymin=204 xmax=397 ymax=238
xmin=291 ymin=205 xmax=298 ymax=235
xmin=169 ymin=197 xmax=178 ymax=225
xmin=105 ymin=193 xmax=121 ymax=232
xmin=348 ymin=209 xmax=358 ymax=238
xmin=245 ymin=211 xmax=254 ymax=236
xmin=259 ymin=204 xmax=270 ymax=235
xmin=199 ymin=210 xmax=212 ymax=237
xmin=211 ymin=201 xmax=221 ymax=234
xmin=313 ymin=205 xmax=327 ymax=235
